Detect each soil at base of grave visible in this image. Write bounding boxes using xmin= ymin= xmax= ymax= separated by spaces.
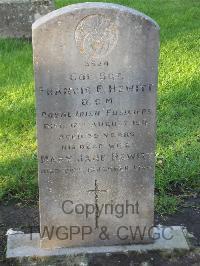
xmin=0 ymin=197 xmax=199 ymax=266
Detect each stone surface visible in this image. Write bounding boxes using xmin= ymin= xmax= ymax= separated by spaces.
xmin=32 ymin=3 xmax=159 ymax=248
xmin=6 ymin=226 xmax=190 ymax=259
xmin=0 ymin=0 xmax=54 ymax=38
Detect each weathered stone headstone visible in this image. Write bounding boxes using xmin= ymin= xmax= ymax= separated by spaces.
xmin=33 ymin=3 xmax=159 ymax=248
xmin=0 ymin=0 xmax=54 ymax=38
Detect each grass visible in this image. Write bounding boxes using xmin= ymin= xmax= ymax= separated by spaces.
xmin=0 ymin=0 xmax=199 ymax=215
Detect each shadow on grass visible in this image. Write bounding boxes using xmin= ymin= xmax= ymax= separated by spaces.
xmin=0 ymin=155 xmax=38 ymax=203
xmin=0 ymin=102 xmax=35 ymax=136
xmin=0 ymin=38 xmax=33 ymax=89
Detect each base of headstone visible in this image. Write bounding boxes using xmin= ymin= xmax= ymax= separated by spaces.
xmin=6 ymin=226 xmax=189 ymax=264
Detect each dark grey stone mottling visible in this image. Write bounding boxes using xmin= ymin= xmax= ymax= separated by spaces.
xmin=0 ymin=0 xmax=54 ymax=38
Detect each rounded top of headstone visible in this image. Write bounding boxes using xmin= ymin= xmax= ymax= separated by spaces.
xmin=32 ymin=2 xmax=159 ymax=31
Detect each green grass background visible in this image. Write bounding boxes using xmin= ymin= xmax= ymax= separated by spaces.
xmin=0 ymin=0 xmax=199 ymax=215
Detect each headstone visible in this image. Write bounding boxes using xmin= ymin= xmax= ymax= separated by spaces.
xmin=33 ymin=3 xmax=159 ymax=248
xmin=0 ymin=0 xmax=54 ymax=38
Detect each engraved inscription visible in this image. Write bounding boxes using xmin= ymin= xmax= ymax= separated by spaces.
xmin=75 ymin=15 xmax=118 ymax=58
xmin=33 ymin=3 xmax=159 ymax=248
xmin=38 ymin=82 xmax=153 ymax=96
